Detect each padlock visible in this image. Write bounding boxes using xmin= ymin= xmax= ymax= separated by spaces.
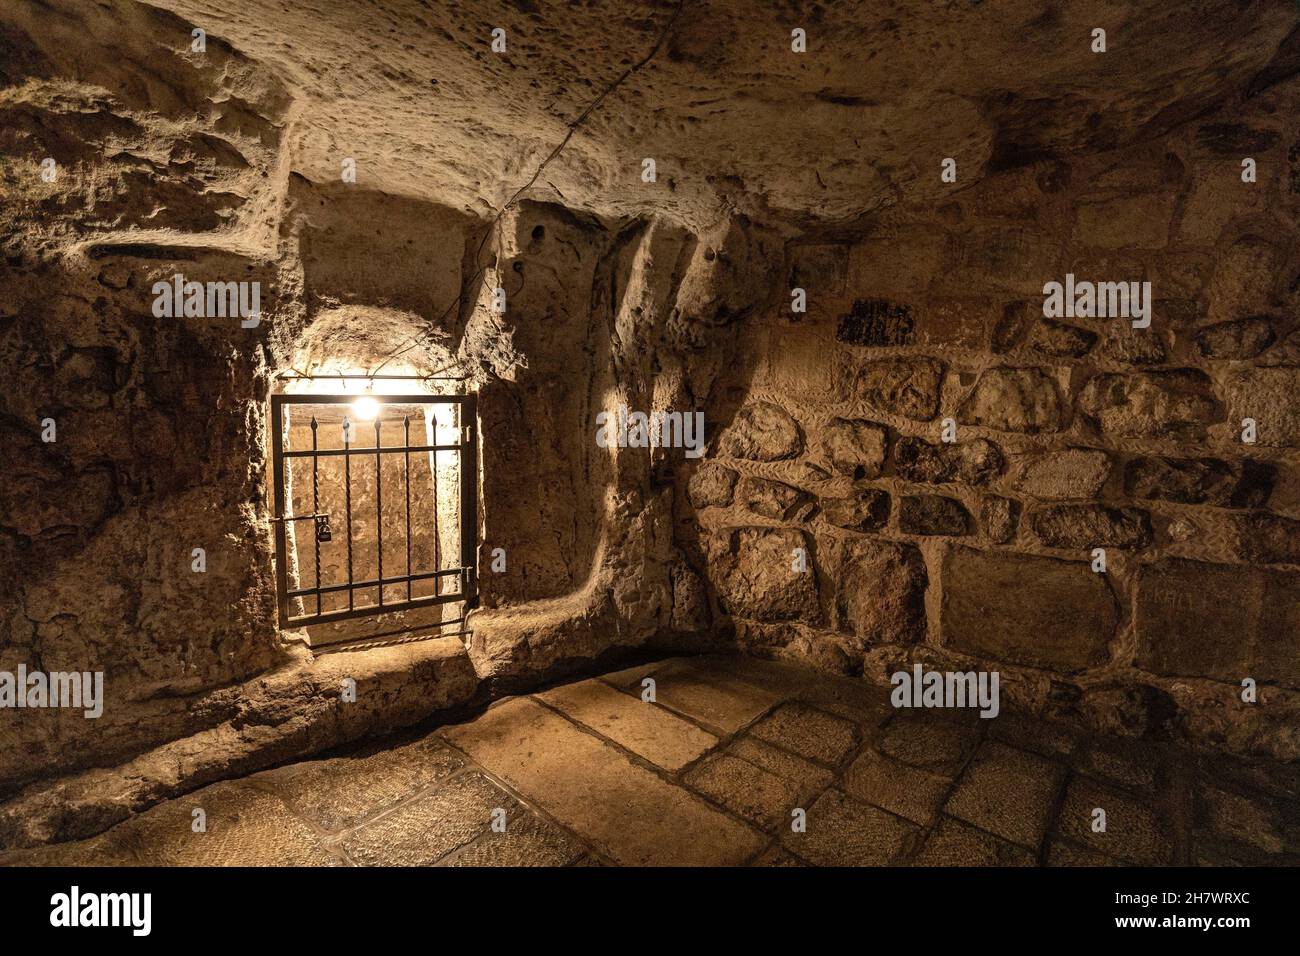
xmin=314 ymin=514 xmax=332 ymax=543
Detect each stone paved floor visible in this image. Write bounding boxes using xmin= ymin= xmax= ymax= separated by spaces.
xmin=4 ymin=655 xmax=1298 ymax=866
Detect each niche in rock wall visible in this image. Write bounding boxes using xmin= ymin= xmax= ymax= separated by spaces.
xmin=273 ymin=306 xmax=478 ymax=648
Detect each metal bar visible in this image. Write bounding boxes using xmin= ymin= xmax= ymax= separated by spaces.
xmin=277 ymin=373 xmax=468 ymax=382
xmin=269 ymin=396 xmax=290 ymax=629
xmin=285 ymin=590 xmax=465 ymax=628
xmin=375 ymin=418 xmax=383 ymax=608
xmin=273 ymin=393 xmax=470 ymax=406
xmin=460 ymin=394 xmax=479 ymax=608
xmin=430 ymin=405 xmax=441 ymax=597
xmin=343 ymin=416 xmax=353 ymax=611
xmin=311 ymin=416 xmax=321 ymax=618
xmin=404 ymin=415 xmax=412 ymax=602
xmin=281 ymin=443 xmax=466 ymax=459
xmin=270 ymin=512 xmax=327 ymax=523
xmin=286 ymin=566 xmax=464 ymax=599
xmin=312 ymin=622 xmax=471 ymax=655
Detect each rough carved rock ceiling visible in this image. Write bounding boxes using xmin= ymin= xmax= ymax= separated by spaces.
xmin=44 ymin=0 xmax=1300 ymax=233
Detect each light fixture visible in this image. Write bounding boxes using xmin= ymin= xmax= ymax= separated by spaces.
xmin=351 ymin=395 xmax=379 ymax=420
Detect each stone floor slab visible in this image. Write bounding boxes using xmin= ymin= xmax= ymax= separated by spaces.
xmin=748 ymin=702 xmax=858 ymax=766
xmin=685 ymin=753 xmax=802 ymax=830
xmin=792 ymin=678 xmax=896 ymax=727
xmin=122 ymin=782 xmax=338 ymax=866
xmin=727 ymin=736 xmax=835 ymax=792
xmin=252 ymin=734 xmax=465 ymax=831
xmin=1054 ymin=777 xmax=1176 ymax=866
xmin=538 ymin=678 xmax=718 ymax=771
xmin=944 ymin=741 xmax=1066 ymax=849
xmin=843 ymin=749 xmax=951 ymax=825
xmin=989 ymin=714 xmax=1081 ymax=758
xmin=782 ymin=789 xmax=918 ymax=866
xmin=753 ymin=845 xmax=805 ymax=866
xmin=912 ymin=817 xmax=1037 ymax=866
xmin=622 ymin=658 xmax=786 ymax=733
xmin=1 ymin=831 xmax=139 ymax=867
xmin=1074 ymin=739 xmax=1162 ymax=792
xmin=442 ymin=697 xmax=764 ymax=865
xmin=443 ymin=811 xmax=588 ymax=867
xmin=342 ymin=772 xmax=508 ymax=866
xmin=598 ymin=660 xmax=667 ymax=689
xmin=1195 ymin=782 xmax=1293 ymax=856
xmin=1046 ymin=838 xmax=1125 ymax=867
xmin=878 ymin=711 xmax=981 ymax=774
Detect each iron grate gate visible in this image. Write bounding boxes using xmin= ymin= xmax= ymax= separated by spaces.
xmin=269 ymin=393 xmax=477 ymax=629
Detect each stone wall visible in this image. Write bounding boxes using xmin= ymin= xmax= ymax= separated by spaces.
xmin=0 ymin=16 xmax=749 ymax=797
xmin=0 ymin=1 xmax=488 ymax=791
xmin=676 ymin=99 xmax=1300 ymax=759
xmin=0 ymin=0 xmax=298 ymax=774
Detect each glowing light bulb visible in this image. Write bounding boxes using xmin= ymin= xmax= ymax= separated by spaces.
xmin=352 ymin=395 xmax=379 ymax=420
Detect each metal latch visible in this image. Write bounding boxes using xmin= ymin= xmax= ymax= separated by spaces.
xmin=272 ymin=512 xmax=332 ymax=543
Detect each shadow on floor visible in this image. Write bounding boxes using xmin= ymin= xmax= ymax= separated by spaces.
xmin=4 ymin=655 xmax=1298 ymax=866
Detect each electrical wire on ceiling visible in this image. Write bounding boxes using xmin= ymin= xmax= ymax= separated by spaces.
xmin=365 ymin=0 xmax=686 ymax=378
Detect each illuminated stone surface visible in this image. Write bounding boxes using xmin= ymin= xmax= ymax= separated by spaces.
xmin=3 ymin=0 xmax=1300 ymax=866
xmin=5 ymin=657 xmax=1296 ymax=866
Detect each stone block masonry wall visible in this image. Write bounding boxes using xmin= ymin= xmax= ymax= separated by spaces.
xmin=679 ymin=106 xmax=1300 ymax=760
